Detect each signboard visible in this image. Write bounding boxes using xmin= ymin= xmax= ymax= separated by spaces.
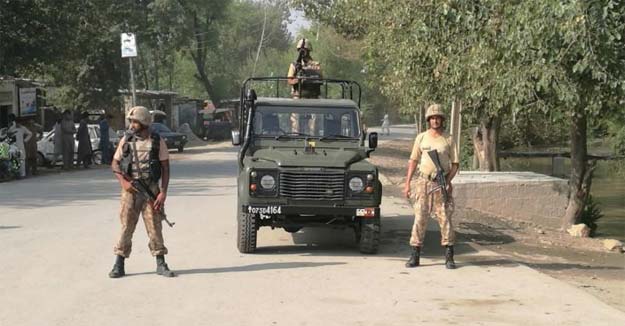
xmin=19 ymin=88 xmax=37 ymax=116
xmin=121 ymin=33 xmax=138 ymax=58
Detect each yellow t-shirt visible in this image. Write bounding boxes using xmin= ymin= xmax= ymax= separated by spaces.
xmin=410 ymin=131 xmax=459 ymax=177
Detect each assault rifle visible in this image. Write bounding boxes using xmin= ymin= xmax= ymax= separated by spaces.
xmin=426 ymin=150 xmax=449 ymax=204
xmin=294 ymin=39 xmax=306 ymax=76
xmin=131 ymin=179 xmax=175 ymax=228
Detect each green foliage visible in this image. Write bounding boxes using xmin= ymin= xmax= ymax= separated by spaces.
xmin=581 ymin=195 xmax=604 ymax=237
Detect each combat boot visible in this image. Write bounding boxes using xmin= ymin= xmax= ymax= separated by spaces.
xmin=156 ymin=255 xmax=175 ymax=277
xmin=108 ymin=255 xmax=125 ymax=278
xmin=405 ymin=246 xmax=420 ymax=268
xmin=445 ymin=245 xmax=456 ymax=269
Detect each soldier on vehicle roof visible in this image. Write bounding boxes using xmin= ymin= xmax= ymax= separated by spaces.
xmin=287 ymin=39 xmax=323 ymax=134
xmin=287 ymin=38 xmax=323 ymax=99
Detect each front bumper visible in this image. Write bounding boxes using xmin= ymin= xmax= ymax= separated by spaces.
xmin=165 ymin=138 xmax=187 ymax=148
xmin=243 ymin=204 xmax=380 ymax=219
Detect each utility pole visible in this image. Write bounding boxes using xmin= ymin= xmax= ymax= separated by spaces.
xmin=129 ymin=57 xmax=137 ymax=106
xmin=121 ymin=33 xmax=138 ymax=106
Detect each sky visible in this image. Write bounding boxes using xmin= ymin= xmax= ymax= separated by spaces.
xmin=287 ymin=9 xmax=311 ymax=37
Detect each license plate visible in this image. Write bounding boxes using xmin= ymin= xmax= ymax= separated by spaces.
xmin=174 ymin=141 xmax=180 ymax=146
xmin=247 ymin=205 xmax=282 ymax=215
xmin=356 ymin=208 xmax=376 ymax=217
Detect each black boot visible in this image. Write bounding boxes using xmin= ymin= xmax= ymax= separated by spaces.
xmin=156 ymin=255 xmax=175 ymax=277
xmin=108 ymin=255 xmax=125 ymax=278
xmin=405 ymin=246 xmax=420 ymax=268
xmin=445 ymin=245 xmax=456 ymax=269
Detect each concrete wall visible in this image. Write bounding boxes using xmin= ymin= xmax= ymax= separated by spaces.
xmin=453 ymin=172 xmax=569 ymax=229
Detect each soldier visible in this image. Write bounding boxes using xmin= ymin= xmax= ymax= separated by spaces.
xmin=403 ymin=104 xmax=460 ymax=269
xmin=287 ymin=38 xmax=323 ymax=134
xmin=287 ymin=38 xmax=323 ymax=99
xmin=109 ymin=106 xmax=175 ymax=278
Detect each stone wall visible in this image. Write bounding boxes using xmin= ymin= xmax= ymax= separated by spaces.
xmin=453 ymin=172 xmax=569 ymax=229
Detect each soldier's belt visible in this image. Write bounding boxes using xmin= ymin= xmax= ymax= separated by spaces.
xmin=418 ymin=172 xmax=446 ymax=182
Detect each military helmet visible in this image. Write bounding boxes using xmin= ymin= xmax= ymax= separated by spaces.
xmin=126 ymin=106 xmax=152 ymax=126
xmin=425 ymin=104 xmax=445 ymax=120
xmin=296 ymin=38 xmax=312 ymax=51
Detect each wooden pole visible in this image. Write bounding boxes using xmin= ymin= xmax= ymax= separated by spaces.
xmin=450 ymin=100 xmax=462 ymax=167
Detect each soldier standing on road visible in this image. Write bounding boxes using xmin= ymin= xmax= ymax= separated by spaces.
xmin=403 ymin=104 xmax=460 ymax=269
xmin=109 ymin=106 xmax=175 ymax=278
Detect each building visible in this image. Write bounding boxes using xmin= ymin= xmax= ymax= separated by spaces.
xmin=0 ymin=78 xmax=46 ymax=128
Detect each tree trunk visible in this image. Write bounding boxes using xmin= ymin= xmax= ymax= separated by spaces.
xmin=189 ymin=12 xmax=217 ymax=102
xmin=562 ymin=109 xmax=594 ymax=230
xmin=471 ymin=115 xmax=500 ymax=171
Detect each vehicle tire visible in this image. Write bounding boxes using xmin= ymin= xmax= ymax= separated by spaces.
xmin=283 ymin=226 xmax=302 ymax=233
xmin=358 ymin=218 xmax=381 ymax=254
xmin=92 ymin=151 xmax=102 ymax=165
xmin=237 ymin=205 xmax=257 ymax=253
xmin=177 ymin=146 xmax=184 ymax=153
xmin=37 ymin=152 xmax=49 ymax=168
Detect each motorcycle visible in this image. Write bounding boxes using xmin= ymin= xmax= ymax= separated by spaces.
xmin=0 ymin=127 xmax=22 ymax=180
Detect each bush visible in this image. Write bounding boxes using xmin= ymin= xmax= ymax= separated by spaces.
xmin=581 ymin=195 xmax=603 ymax=237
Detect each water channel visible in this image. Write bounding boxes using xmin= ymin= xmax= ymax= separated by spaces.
xmin=500 ymin=157 xmax=625 ymax=241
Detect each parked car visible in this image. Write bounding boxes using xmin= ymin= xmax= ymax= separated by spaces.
xmin=150 ymin=122 xmax=187 ymax=152
xmin=37 ymin=124 xmax=120 ymax=166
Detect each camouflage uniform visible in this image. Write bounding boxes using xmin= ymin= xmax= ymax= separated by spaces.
xmin=410 ymin=177 xmax=455 ymax=247
xmin=114 ymin=182 xmax=167 ymax=257
xmin=408 ymin=130 xmax=458 ymax=247
xmin=405 ymin=103 xmax=459 ymax=269
xmin=112 ymin=131 xmax=169 ymax=258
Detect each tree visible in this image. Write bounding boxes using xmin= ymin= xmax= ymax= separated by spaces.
xmin=511 ymin=0 xmax=625 ymax=228
xmin=294 ymin=0 xmax=625 ymax=229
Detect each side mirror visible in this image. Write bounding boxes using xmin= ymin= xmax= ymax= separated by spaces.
xmin=368 ymin=132 xmax=378 ymax=149
xmin=231 ymin=130 xmax=241 ymax=146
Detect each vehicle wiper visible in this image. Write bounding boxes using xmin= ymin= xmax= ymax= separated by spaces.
xmin=319 ymin=134 xmax=355 ymax=141
xmin=275 ymin=132 xmax=312 ymax=140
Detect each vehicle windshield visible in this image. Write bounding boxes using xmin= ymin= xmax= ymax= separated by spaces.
xmin=253 ymin=106 xmax=361 ymax=138
xmin=151 ymin=122 xmax=172 ymax=133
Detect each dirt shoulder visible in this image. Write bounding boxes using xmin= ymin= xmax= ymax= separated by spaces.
xmin=370 ymin=139 xmax=625 ymax=312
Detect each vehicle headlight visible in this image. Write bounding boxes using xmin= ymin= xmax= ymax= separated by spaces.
xmin=349 ymin=177 xmax=364 ymax=192
xmin=260 ymin=175 xmax=276 ymax=189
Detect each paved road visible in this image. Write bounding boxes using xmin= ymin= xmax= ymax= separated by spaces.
xmin=369 ymin=124 xmax=418 ymax=142
xmin=1 ymin=143 xmax=624 ymax=325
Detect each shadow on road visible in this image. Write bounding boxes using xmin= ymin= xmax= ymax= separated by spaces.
xmin=0 ymin=225 xmax=21 ymax=230
xmin=126 ymin=262 xmax=345 ymax=277
xmin=0 ymin=157 xmax=238 ymax=209
xmin=253 ymin=214 xmax=481 ymax=260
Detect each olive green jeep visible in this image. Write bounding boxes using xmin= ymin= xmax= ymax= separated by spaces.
xmin=232 ymin=78 xmax=382 ymax=254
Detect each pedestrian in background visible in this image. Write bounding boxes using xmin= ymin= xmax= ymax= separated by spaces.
xmin=7 ymin=114 xmax=32 ymax=178
xmin=24 ymin=118 xmax=42 ymax=176
xmin=381 ymin=113 xmax=391 ymax=136
xmin=52 ymin=118 xmax=63 ymax=167
xmin=76 ymin=111 xmax=92 ymax=168
xmin=99 ymin=114 xmax=111 ymax=164
xmin=403 ymin=104 xmax=460 ymax=269
xmin=61 ymin=110 xmax=76 ymax=170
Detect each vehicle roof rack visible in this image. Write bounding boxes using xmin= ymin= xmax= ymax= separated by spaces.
xmin=240 ymin=77 xmax=362 ymax=109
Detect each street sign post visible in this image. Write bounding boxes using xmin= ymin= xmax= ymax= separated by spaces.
xmin=121 ymin=33 xmax=138 ymax=106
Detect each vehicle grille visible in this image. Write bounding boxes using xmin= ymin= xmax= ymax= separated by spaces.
xmin=280 ymin=170 xmax=345 ymax=201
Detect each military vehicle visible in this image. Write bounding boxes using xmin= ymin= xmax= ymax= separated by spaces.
xmin=232 ymin=77 xmax=382 ymax=254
